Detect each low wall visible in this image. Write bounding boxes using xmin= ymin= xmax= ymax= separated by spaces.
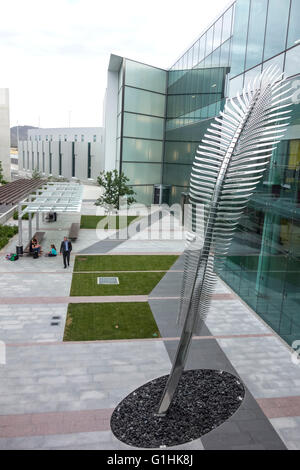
xmin=0 ymin=205 xmax=17 ymax=225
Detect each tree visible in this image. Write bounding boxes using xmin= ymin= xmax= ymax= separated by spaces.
xmin=0 ymin=161 xmax=7 ymax=185
xmin=95 ymin=170 xmax=136 ymax=212
xmin=31 ymin=168 xmax=42 ymax=179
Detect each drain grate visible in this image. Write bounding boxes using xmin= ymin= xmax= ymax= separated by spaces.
xmin=97 ymin=277 xmax=119 ymax=285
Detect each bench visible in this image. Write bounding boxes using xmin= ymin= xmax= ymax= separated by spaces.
xmin=24 ymin=231 xmax=46 ymax=254
xmin=68 ymin=223 xmax=80 ymax=241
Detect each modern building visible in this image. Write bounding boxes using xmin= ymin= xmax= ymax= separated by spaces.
xmin=0 ymin=89 xmax=11 ymax=182
xmin=104 ymin=0 xmax=300 ymax=348
xmin=18 ymin=127 xmax=104 ymax=183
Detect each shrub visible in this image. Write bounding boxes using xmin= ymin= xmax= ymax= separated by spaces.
xmin=0 ymin=225 xmax=18 ymax=250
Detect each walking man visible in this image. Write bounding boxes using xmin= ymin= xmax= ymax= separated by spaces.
xmin=60 ymin=236 xmax=72 ymax=269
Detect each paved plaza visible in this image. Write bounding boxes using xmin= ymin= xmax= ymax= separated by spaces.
xmin=0 ymin=196 xmax=299 ymax=450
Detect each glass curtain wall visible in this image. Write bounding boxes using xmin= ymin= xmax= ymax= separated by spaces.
xmin=228 ymin=0 xmax=300 ymax=97
xmin=118 ymin=59 xmax=167 ymax=205
xmin=164 ymin=3 xmax=234 ymax=204
xmin=164 ymin=0 xmax=300 ymax=347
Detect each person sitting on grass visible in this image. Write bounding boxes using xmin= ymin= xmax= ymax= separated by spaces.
xmin=47 ymin=244 xmax=57 ymax=257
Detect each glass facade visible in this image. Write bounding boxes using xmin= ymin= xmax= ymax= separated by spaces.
xmin=117 ymin=59 xmax=167 ymax=204
xmin=113 ymin=0 xmax=300 ymax=347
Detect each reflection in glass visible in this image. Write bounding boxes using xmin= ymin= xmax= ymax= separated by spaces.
xmin=228 ymin=74 xmax=244 ymax=98
xmin=122 ymin=138 xmax=163 ymax=162
xmin=287 ymin=0 xmax=300 ymax=48
xmin=285 ymin=46 xmax=300 ymax=78
xmin=222 ymin=6 xmax=233 ymax=43
xmin=244 ymin=64 xmax=262 ymax=88
xmin=264 ymin=0 xmax=290 ymax=61
xmin=263 ymin=53 xmax=284 ymax=73
xmin=245 ymin=0 xmax=268 ymax=70
xmin=213 ymin=18 xmax=222 ymax=50
xmin=124 ymin=87 xmax=166 ymax=117
xmin=123 ymin=113 xmax=164 ymax=140
xmin=230 ymin=0 xmax=250 ymax=76
xmin=125 ymin=60 xmax=167 ymax=94
xmin=122 ymin=162 xmax=161 ymax=185
xmin=206 ymin=26 xmax=214 ymax=57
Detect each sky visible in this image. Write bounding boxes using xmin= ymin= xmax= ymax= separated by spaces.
xmin=0 ymin=0 xmax=232 ymax=129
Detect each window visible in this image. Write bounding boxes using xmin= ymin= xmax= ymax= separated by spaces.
xmin=125 ymin=60 xmax=167 ymax=94
xmin=46 ymin=135 xmax=48 ymax=141
xmin=74 ymin=135 xmax=78 ymax=142
xmin=264 ymin=0 xmax=290 ymax=61
xmin=123 ymin=113 xmax=164 ymax=140
xmin=245 ymin=0 xmax=268 ymax=70
xmin=222 ymin=7 xmax=233 ymax=43
xmin=230 ymin=0 xmax=251 ymax=76
xmin=93 ymin=135 xmax=97 ymax=142
xmin=81 ymin=135 xmax=84 ymax=142
xmin=124 ymin=87 xmax=166 ymax=117
xmin=287 ymin=0 xmax=300 ymax=48
xmin=285 ymin=46 xmax=300 ymax=78
xmin=64 ymin=135 xmax=67 ymax=141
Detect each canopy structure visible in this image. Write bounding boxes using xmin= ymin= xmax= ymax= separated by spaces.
xmin=17 ymin=182 xmax=84 ymax=251
xmin=25 ymin=183 xmax=83 ymax=213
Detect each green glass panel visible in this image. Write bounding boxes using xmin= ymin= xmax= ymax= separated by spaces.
xmin=262 ymin=53 xmax=284 ymax=73
xmin=222 ymin=7 xmax=233 ymax=43
xmin=163 ymin=163 xmax=192 ymax=187
xmin=164 ymin=141 xmax=198 ymax=164
xmin=230 ymin=0 xmax=250 ymax=76
xmin=285 ymin=46 xmax=300 ymax=78
xmin=264 ymin=0 xmax=290 ymax=61
xmin=124 ymin=87 xmax=165 ymax=117
xmin=131 ymin=185 xmax=154 ymax=205
xmin=123 ymin=112 xmax=164 ymax=140
xmin=122 ymin=162 xmax=161 ymax=185
xmin=125 ymin=59 xmax=167 ymax=94
xmin=245 ymin=0 xmax=268 ymax=70
xmin=287 ymin=0 xmax=300 ymax=48
xmin=122 ymin=138 xmax=163 ymax=162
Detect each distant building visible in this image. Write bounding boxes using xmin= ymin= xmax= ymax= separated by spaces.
xmin=18 ymin=127 xmax=105 ymax=183
xmin=0 ymin=89 xmax=11 ymax=182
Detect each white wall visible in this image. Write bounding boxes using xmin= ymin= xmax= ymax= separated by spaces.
xmin=104 ymin=70 xmax=119 ymax=171
xmin=19 ymin=138 xmax=104 ymax=182
xmin=0 ymin=89 xmax=10 ymax=181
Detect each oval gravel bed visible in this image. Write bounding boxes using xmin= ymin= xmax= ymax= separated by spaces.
xmin=111 ymin=369 xmax=245 ymax=448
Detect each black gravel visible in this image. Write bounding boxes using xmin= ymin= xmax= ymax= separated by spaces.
xmin=111 ymin=369 xmax=245 ymax=448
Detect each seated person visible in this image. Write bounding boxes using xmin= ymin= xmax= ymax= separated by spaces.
xmin=29 ymin=237 xmax=38 ymax=254
xmin=32 ymin=241 xmax=41 ymax=256
xmin=47 ymin=244 xmax=57 ymax=257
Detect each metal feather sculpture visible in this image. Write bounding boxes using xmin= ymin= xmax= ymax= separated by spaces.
xmin=156 ymin=66 xmax=293 ymax=416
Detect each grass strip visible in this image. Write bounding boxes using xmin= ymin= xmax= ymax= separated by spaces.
xmin=80 ymin=215 xmax=138 ymax=230
xmin=74 ymin=255 xmax=179 ymax=272
xmin=70 ymin=271 xmax=166 ymax=296
xmin=63 ymin=302 xmax=160 ymax=341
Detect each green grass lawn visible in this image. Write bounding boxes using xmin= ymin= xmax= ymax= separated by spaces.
xmin=80 ymin=215 xmax=138 ymax=230
xmin=0 ymin=225 xmax=18 ymax=250
xmin=63 ymin=302 xmax=160 ymax=341
xmin=70 ymin=271 xmax=166 ymax=296
xmin=74 ymin=255 xmax=179 ymax=272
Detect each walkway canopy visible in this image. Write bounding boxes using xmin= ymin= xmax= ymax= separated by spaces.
xmin=17 ymin=182 xmax=84 ymax=249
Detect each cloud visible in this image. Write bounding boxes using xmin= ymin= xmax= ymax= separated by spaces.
xmin=1 ymin=0 xmax=232 ymax=127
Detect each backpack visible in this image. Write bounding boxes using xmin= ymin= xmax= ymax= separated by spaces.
xmin=8 ymin=253 xmax=18 ymax=261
